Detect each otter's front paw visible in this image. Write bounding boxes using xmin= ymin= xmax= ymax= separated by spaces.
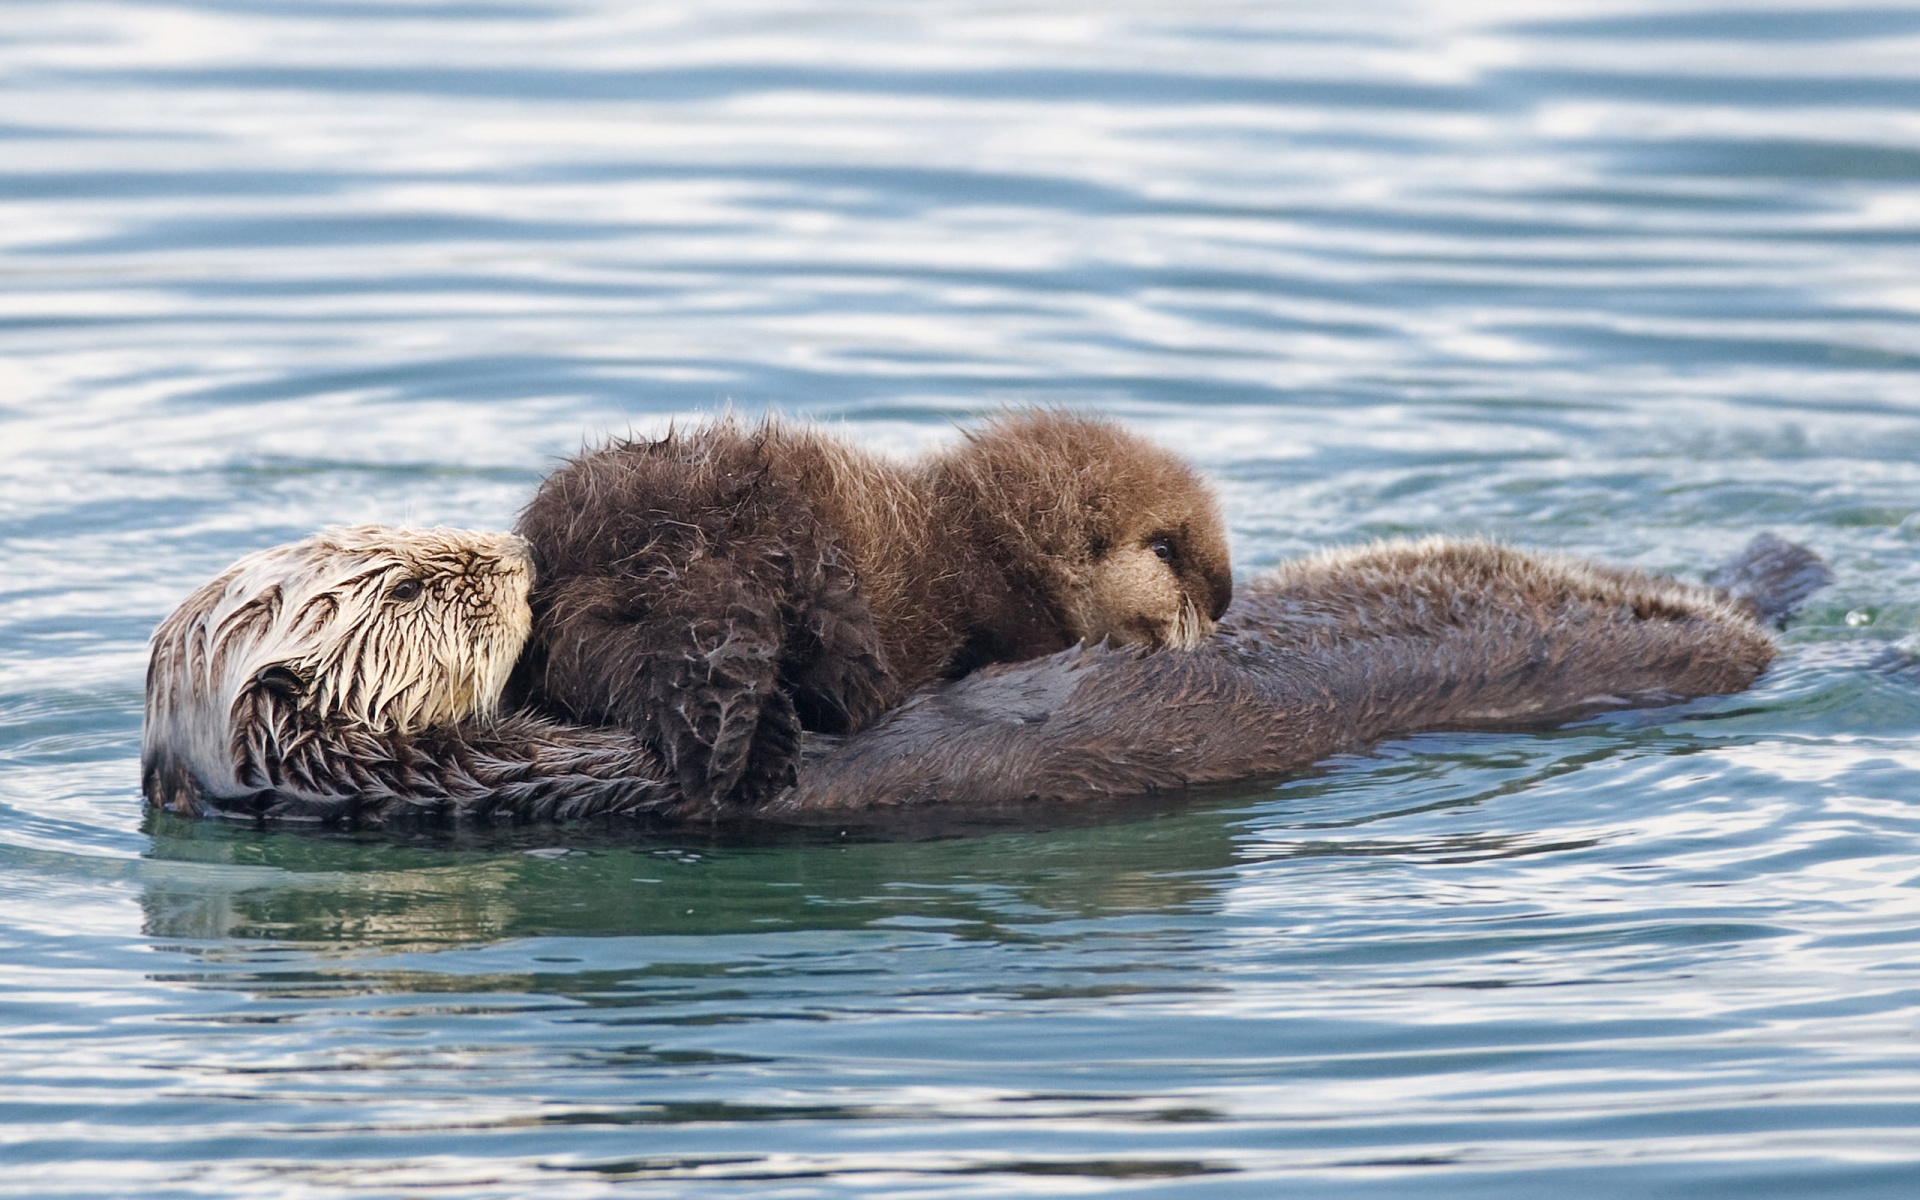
xmin=651 ymin=658 xmax=802 ymax=809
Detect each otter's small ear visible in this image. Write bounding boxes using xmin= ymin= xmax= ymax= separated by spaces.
xmin=1088 ymin=533 xmax=1111 ymax=561
xmin=252 ymin=664 xmax=308 ymax=699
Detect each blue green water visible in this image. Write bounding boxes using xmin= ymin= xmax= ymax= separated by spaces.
xmin=3 ymin=1 xmax=1920 ymax=1195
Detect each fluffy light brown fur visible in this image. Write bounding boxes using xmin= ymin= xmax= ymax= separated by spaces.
xmin=769 ymin=410 xmax=1234 ymax=680
xmin=915 ymin=410 xmax=1233 ymax=672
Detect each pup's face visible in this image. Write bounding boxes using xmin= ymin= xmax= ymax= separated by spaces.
xmin=944 ymin=409 xmax=1235 ymax=653
xmin=1075 ymin=497 xmax=1234 ymax=651
xmin=148 ymin=526 xmax=535 ymax=742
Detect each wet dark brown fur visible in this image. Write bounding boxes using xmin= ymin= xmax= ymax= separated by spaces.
xmin=512 ymin=410 xmax=1232 ymax=809
xmin=149 ymin=534 xmax=1827 ymax=828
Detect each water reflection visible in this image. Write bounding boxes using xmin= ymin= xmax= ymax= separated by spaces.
xmin=138 ymin=802 xmax=1245 ymax=948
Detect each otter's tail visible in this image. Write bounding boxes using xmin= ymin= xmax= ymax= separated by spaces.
xmin=1705 ymin=533 xmax=1832 ymax=629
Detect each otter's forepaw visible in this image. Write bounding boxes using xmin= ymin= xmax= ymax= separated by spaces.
xmin=649 ymin=661 xmax=802 ymax=811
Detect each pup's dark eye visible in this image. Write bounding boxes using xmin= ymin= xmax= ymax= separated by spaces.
xmin=389 ymin=578 xmax=424 ymax=603
xmin=1148 ymin=537 xmax=1177 ymax=564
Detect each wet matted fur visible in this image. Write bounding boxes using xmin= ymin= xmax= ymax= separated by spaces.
xmin=142 ymin=528 xmax=1825 ymax=826
xmin=142 ymin=526 xmax=544 ymax=817
xmin=513 ymin=409 xmax=1233 ymax=809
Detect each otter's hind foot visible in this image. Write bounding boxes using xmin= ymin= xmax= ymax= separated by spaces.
xmin=1706 ymin=533 xmax=1832 ymax=629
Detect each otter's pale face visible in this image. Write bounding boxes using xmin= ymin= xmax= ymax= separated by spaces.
xmin=288 ymin=527 xmax=536 ymax=733
xmin=1075 ymin=514 xmax=1234 ymax=651
xmin=144 ymin=526 xmax=535 ymax=798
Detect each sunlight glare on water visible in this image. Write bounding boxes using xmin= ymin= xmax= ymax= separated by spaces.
xmin=2 ymin=0 xmax=1919 ymax=1196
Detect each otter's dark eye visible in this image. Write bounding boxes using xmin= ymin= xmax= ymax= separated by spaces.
xmin=389 ymin=578 xmax=424 ymax=603
xmin=1148 ymin=537 xmax=1177 ymax=565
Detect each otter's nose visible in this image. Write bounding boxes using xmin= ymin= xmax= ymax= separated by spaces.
xmin=485 ymin=534 xmax=536 ymax=585
xmin=1204 ymin=568 xmax=1233 ymax=622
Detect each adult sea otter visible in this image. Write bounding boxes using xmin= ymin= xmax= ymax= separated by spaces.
xmin=140 ymin=526 xmax=1827 ymax=827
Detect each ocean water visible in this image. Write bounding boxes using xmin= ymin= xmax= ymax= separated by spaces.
xmin=3 ymin=1 xmax=1919 ymax=1195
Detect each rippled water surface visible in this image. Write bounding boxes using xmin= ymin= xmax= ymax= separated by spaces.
xmin=4 ymin=1 xmax=1920 ymax=1195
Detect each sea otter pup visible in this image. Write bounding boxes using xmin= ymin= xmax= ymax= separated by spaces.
xmin=513 ymin=410 xmax=1233 ymax=809
xmin=140 ymin=528 xmax=1826 ymax=826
